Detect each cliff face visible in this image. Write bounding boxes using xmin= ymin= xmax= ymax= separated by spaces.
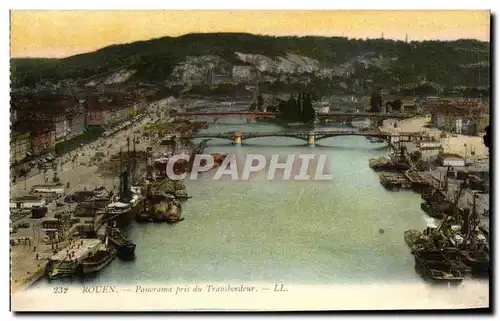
xmin=12 ymin=33 xmax=490 ymax=94
xmin=235 ymin=52 xmax=320 ymax=74
xmin=170 ymin=55 xmax=232 ymax=84
xmin=86 ymin=69 xmax=137 ymax=86
xmin=84 ymin=51 xmax=400 ymax=87
xmin=168 ymin=52 xmax=323 ymax=85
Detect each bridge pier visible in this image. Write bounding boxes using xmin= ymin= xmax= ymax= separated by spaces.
xmin=307 ymin=133 xmax=315 ymax=146
xmin=233 ymin=134 xmax=242 ymax=145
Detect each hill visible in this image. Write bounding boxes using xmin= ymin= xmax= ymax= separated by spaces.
xmin=11 ymin=33 xmax=490 ymax=95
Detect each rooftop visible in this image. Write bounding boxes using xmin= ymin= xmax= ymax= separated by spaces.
xmin=441 ymin=153 xmax=464 ymax=159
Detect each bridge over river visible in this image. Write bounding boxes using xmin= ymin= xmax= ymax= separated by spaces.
xmin=174 ymin=111 xmax=415 ymax=123
xmin=182 ymin=129 xmax=425 ymax=145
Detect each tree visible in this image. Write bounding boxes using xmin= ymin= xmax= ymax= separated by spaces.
xmin=278 ymin=100 xmax=288 ymax=118
xmin=392 ymin=99 xmax=403 ymax=112
xmin=257 ymin=95 xmax=264 ymax=111
xmin=370 ymin=91 xmax=382 ymax=112
xmin=484 ymin=125 xmax=491 ymax=149
xmin=308 ymin=94 xmax=316 ymax=122
xmin=297 ymin=93 xmax=303 ymax=120
xmin=306 ymin=94 xmax=316 ymax=123
xmin=284 ymin=96 xmax=297 ymax=121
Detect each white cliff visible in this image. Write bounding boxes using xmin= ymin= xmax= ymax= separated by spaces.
xmin=234 ymin=52 xmax=320 ymax=74
xmin=103 ymin=69 xmax=137 ymax=85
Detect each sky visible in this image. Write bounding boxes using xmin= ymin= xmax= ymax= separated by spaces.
xmin=10 ymin=10 xmax=490 ymax=58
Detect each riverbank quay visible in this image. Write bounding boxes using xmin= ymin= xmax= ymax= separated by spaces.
xmin=373 ymin=116 xmax=490 ymax=282
xmin=10 ymin=98 xmax=184 ymax=197
xmin=376 ymin=115 xmax=490 ymax=244
xmin=10 ymin=98 xmax=187 ymax=293
xmin=10 ymin=215 xmax=73 ymax=293
xmin=419 ymin=169 xmax=489 ymax=230
xmin=381 ymin=116 xmax=489 ymax=159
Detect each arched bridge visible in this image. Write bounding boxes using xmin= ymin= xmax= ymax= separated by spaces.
xmin=175 ymin=112 xmax=278 ymax=118
xmin=182 ymin=130 xmax=424 ymax=145
xmin=174 ymin=111 xmax=415 ymax=121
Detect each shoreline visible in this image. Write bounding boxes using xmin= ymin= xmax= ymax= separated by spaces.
xmin=11 ymin=105 xmax=490 ymax=308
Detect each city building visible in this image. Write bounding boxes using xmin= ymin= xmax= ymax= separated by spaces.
xmin=53 ymin=113 xmax=70 ymax=142
xmin=66 ymin=101 xmax=87 ymax=139
xmin=430 ymin=99 xmax=483 ymax=135
xmin=440 ymin=153 xmax=466 ymax=167
xmin=10 ymin=196 xmax=46 ymax=210
xmin=85 ymin=93 xmax=135 ymax=127
xmin=11 ymin=93 xmax=80 ymax=143
xmin=475 ymin=113 xmax=490 ymax=134
xmin=10 ymin=132 xmax=31 ymax=164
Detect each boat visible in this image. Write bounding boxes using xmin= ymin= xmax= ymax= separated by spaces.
xmin=367 ymin=136 xmax=385 ymax=143
xmin=174 ymin=189 xmax=191 ymax=201
xmin=106 ymin=226 xmax=136 ymax=260
xmin=129 ymin=192 xmax=145 ymax=219
xmin=82 ymin=246 xmax=117 ymax=274
xmin=441 ymin=247 xmax=472 ymax=275
xmin=405 ymin=229 xmax=472 ymax=275
xmin=135 ymin=212 xmax=152 ymax=223
xmin=47 ymin=239 xmax=103 ymax=279
xmin=404 ymin=229 xmax=432 ymax=250
xmin=48 ymin=261 xmax=79 ymax=280
xmin=368 ymin=157 xmax=394 ymax=171
xmin=412 ymin=248 xmax=463 ymax=283
xmin=165 ymin=199 xmax=183 ymax=224
xmin=447 ymin=197 xmax=490 ymax=275
xmin=460 ymin=248 xmax=490 ymax=275
xmin=379 ymin=172 xmax=412 ymax=190
xmin=104 ymin=202 xmax=134 ymax=228
xmin=420 ymin=201 xmax=445 ymax=219
xmin=148 ymin=198 xmax=184 ymax=224
xmin=150 ymin=202 xmax=168 ymax=222
xmin=105 ymin=142 xmax=145 ymax=227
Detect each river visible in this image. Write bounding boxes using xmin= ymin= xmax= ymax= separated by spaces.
xmin=31 ymin=116 xmax=489 ymax=308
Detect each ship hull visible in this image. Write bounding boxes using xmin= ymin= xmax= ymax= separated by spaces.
xmin=412 ymin=250 xmax=463 ymax=283
xmin=106 ymin=199 xmax=143 ymax=228
xmin=420 ymin=202 xmax=444 ymax=219
xmin=166 ymin=217 xmax=185 ymax=224
xmin=460 ymin=253 xmax=490 ymax=275
xmin=48 ymin=261 xmax=79 ymax=280
xmin=82 ymin=250 xmax=116 ymax=274
xmin=105 ymin=209 xmax=135 ymax=228
xmin=107 ymin=237 xmax=136 ymax=260
xmin=135 ymin=213 xmax=152 ymax=223
xmin=404 ymin=230 xmax=426 ymax=249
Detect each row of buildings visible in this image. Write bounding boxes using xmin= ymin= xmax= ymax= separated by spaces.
xmin=427 ymin=98 xmax=489 ymax=136
xmin=10 ymin=91 xmax=145 ymax=165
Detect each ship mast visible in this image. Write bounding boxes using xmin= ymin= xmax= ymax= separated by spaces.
xmin=125 ymin=135 xmax=131 ymax=196
xmin=462 ymin=193 xmax=479 ymax=249
xmin=457 ymin=183 xmax=465 ymax=220
xmin=132 ymin=134 xmax=137 ymax=185
xmin=119 ymin=146 xmax=123 ymax=200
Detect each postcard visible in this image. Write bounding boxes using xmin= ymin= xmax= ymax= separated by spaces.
xmin=9 ymin=10 xmax=491 ymax=312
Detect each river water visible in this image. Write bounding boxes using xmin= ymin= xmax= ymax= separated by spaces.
xmin=33 ymin=116 xmax=489 ymax=307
